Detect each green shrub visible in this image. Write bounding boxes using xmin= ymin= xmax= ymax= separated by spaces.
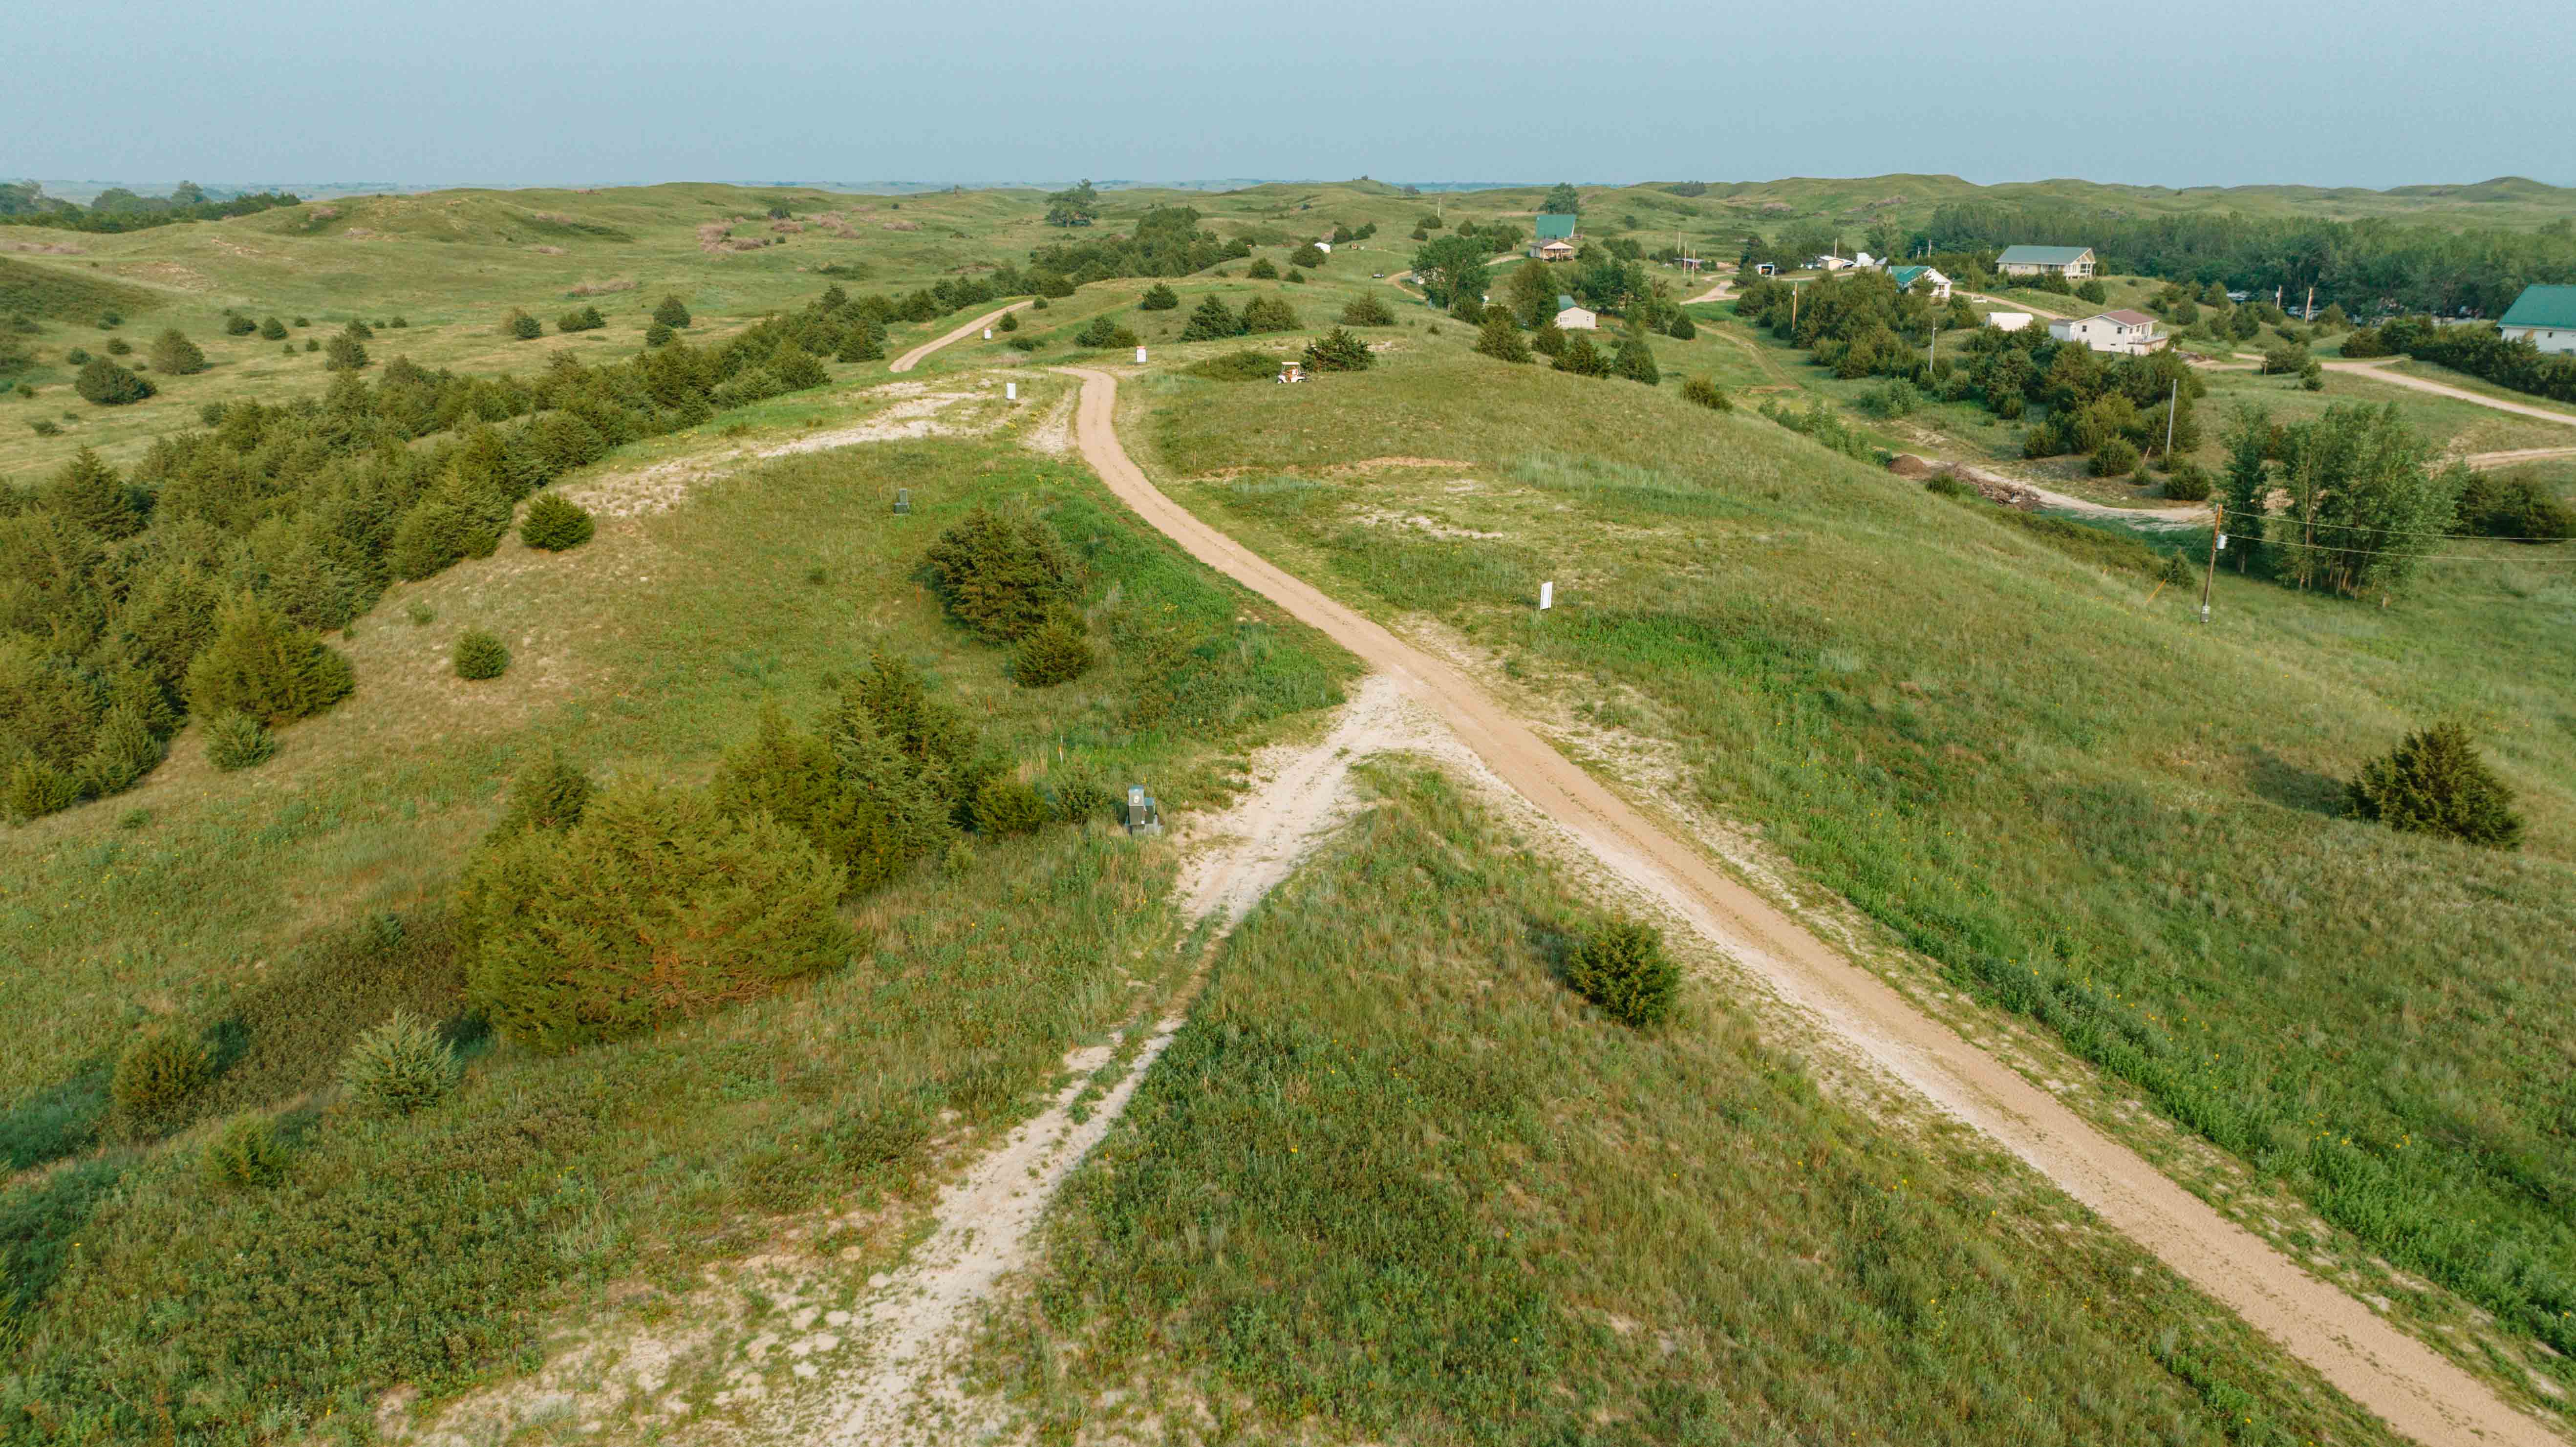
xmin=1339 ymin=294 xmax=1395 ymax=326
xmin=203 ymin=712 xmax=278 ymax=771
xmin=1551 ymin=334 xmax=1610 ymax=378
xmin=304 ymin=338 xmax=319 ymax=352
xmin=1181 ymin=294 xmax=1245 ymax=341
xmin=519 ymin=491 xmax=595 ymax=551
xmin=1665 ymin=309 xmax=1697 ymax=340
xmin=1303 ymin=327 xmax=1372 ymax=373
xmin=96 ymin=310 xmax=122 ymax=329
xmin=2075 ymin=279 xmax=2107 ymax=303
xmin=458 ymin=780 xmax=854 ymax=1050
xmin=556 ymin=305 xmax=606 ymax=333
xmin=1245 ymin=256 xmax=1280 ymax=280
xmin=2160 ymin=550 xmax=2197 ymax=587
xmin=653 ymin=294 xmax=693 ymax=327
xmin=3 ymin=757 xmax=80 ymax=822
xmin=185 ymin=595 xmax=355 ymax=726
xmin=496 ymin=748 xmax=595 ymax=835
xmin=103 ymin=337 xmax=131 ymax=356
xmin=1474 ymin=312 xmax=1531 ymax=363
xmin=972 ymin=776 xmax=1049 ymax=837
xmin=202 ymin=1114 xmax=292 ymax=1188
xmin=338 ymin=1010 xmax=464 ymax=1116
xmin=2348 ymin=722 xmax=2523 ymax=850
xmin=258 ymin=316 xmax=288 ymax=340
xmin=1858 ymin=379 xmax=1918 ymax=417
xmin=715 ymin=703 xmax=948 ymax=895
xmin=342 ymin=319 xmax=374 ymax=340
xmin=452 ymin=629 xmax=510 ymax=681
xmin=1612 ymin=335 xmax=1661 ymax=385
xmin=73 ymin=356 xmax=153 ymax=405
xmin=836 ymin=325 xmax=885 ymax=362
xmin=322 ymin=333 xmax=368 ymax=370
xmin=1186 ymin=349 xmax=1286 ymax=381
xmin=2163 ymin=460 xmax=2214 ymax=501
xmin=1056 ymin=778 xmax=1116 ymax=824
xmin=644 ymin=321 xmax=675 ymax=348
xmin=2091 ymin=437 xmax=2141 ymax=477
xmin=220 ymin=312 xmax=257 ymax=336
xmin=1010 ymin=615 xmax=1095 ymax=687
xmin=1565 ymin=919 xmax=1679 ymax=1027
xmin=503 ymin=309 xmax=541 ymax=341
xmin=1681 ymin=375 xmax=1730 ymax=410
xmin=1073 ymin=316 xmax=1140 ymax=350
xmin=1288 ymin=243 xmax=1327 ymax=268
xmin=110 ymin=1026 xmax=211 ymax=1137
xmin=1138 ymin=283 xmax=1180 ymax=311
xmin=923 ymin=504 xmax=1082 ymax=642
xmin=64 ymin=347 xmax=89 ymax=365
xmin=2455 ymin=473 xmax=2575 ymax=541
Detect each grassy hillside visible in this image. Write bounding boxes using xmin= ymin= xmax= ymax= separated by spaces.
xmin=1141 ymin=340 xmax=2576 ymax=1401
xmin=985 ymin=765 xmax=2397 ymax=1445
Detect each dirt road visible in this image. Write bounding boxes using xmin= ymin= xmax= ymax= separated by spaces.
xmin=1055 ymin=365 xmax=2563 ymax=1447
xmin=1966 ymin=290 xmax=2076 ymax=320
xmin=888 ymin=301 xmax=1032 ymax=374
xmin=2322 ymin=359 xmax=2576 ymax=426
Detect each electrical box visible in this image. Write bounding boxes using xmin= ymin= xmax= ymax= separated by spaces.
xmin=1123 ymin=785 xmax=1161 ymax=837
xmin=894 ymin=488 xmax=910 ymax=515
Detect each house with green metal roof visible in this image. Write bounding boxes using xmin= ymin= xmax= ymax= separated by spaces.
xmin=2498 ymin=284 xmax=2576 ymax=355
xmin=1995 ymin=244 xmax=2095 ymax=279
xmin=1888 ymin=264 xmax=1952 ymax=299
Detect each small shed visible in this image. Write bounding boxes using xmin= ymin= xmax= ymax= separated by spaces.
xmin=1987 ymin=311 xmax=2035 ymax=333
xmin=1889 ymin=264 xmax=1953 ymax=300
xmin=1554 ymin=296 xmax=1598 ymax=330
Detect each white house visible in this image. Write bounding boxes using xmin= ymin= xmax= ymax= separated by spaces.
xmin=2048 ymin=309 xmax=2166 ymax=355
xmin=1986 ymin=311 xmax=2035 ymax=333
xmin=1813 ymin=254 xmax=1857 ymax=272
xmin=1554 ymin=295 xmax=1598 ymax=330
xmin=2498 ymin=284 xmax=2576 ymax=354
xmin=1888 ymin=264 xmax=1952 ymax=300
xmin=1996 ymin=245 xmax=2097 ymax=279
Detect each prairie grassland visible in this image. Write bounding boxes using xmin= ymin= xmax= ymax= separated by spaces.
xmin=1143 ymin=346 xmax=2576 ymax=1390
xmin=0 ymin=380 xmax=1352 ymax=1440
xmin=984 ymin=765 xmax=2400 ymax=1446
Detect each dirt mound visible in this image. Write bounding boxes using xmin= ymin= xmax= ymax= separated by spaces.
xmin=1889 ymin=454 xmax=2043 ymax=510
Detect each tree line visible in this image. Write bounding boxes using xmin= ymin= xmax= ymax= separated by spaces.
xmin=0 ymin=285 xmax=884 ymax=821
xmin=0 ymin=181 xmax=302 ymax=234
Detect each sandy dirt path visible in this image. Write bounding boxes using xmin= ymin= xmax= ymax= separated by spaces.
xmin=888 ymin=301 xmax=1033 ymax=374
xmin=1965 ymin=289 xmax=2077 ymax=320
xmin=1054 ymin=365 xmax=2564 ymax=1447
xmin=2462 ymin=445 xmax=2576 ymax=468
xmin=804 ymin=677 xmax=1430 ymax=1446
xmin=2320 ymin=359 xmax=2576 ymax=426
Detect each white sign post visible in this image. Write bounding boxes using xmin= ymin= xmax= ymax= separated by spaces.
xmin=1005 ymin=381 xmax=1018 ymax=401
xmin=1136 ymin=346 xmax=1148 ymax=364
xmin=1539 ymin=581 xmax=1554 ymax=610
xmin=982 ymin=327 xmax=992 ymax=340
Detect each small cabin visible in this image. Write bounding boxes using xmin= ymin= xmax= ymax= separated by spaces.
xmin=1554 ymin=296 xmax=1598 ymax=330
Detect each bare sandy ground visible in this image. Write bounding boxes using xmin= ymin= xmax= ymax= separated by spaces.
xmin=1052 ymin=363 xmax=2566 ymax=1447
xmin=888 ymin=302 xmax=1035 ymax=374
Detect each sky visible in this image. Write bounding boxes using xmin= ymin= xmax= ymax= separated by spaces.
xmin=9 ymin=0 xmax=2571 ymax=192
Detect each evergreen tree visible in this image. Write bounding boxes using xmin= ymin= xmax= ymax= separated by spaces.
xmin=923 ymin=505 xmax=1082 ymax=642
xmin=1288 ymin=243 xmax=1327 ymax=269
xmin=519 ymin=492 xmax=595 ymax=551
xmin=644 ymin=321 xmax=676 ymax=348
xmin=1303 ymin=327 xmax=1373 ymax=372
xmin=74 ymin=356 xmax=154 ymax=405
xmin=497 ymin=747 xmax=596 ymax=834
xmin=503 ymin=310 xmax=541 ymax=341
xmin=1339 ymin=294 xmax=1395 ymax=326
xmin=1138 ymin=283 xmax=1180 ymax=311
xmin=184 ymin=593 xmax=355 ymax=726
xmin=1613 ymin=334 xmax=1661 ymax=385
xmin=322 ymin=333 xmax=369 ymax=370
xmin=654 ymin=295 xmax=694 ymax=328
xmin=1664 ymin=309 xmax=1696 ymax=340
xmin=457 ymin=779 xmax=853 ymax=1051
xmin=75 ymin=701 xmax=163 ymax=795
xmin=1009 ymin=614 xmax=1094 ymax=687
xmin=2348 ymin=723 xmax=2524 ymax=850
xmin=1474 ymin=311 xmax=1532 ymax=363
xmin=1245 ymin=256 xmax=1279 ymax=280
xmin=41 ymin=447 xmax=142 ymax=538
xmin=203 ymin=711 xmax=277 ymax=771
xmin=1565 ymin=919 xmax=1677 ymax=1027
xmin=1181 ymin=294 xmax=1245 ymax=341
xmin=1553 ymin=334 xmax=1611 ymax=377
xmin=148 ymin=329 xmax=208 ymax=375
xmin=1237 ymin=296 xmax=1300 ymax=333
xmin=258 ymin=316 xmax=288 ymax=340
xmin=835 ymin=325 xmax=884 ymax=362
xmin=452 ymin=629 xmax=509 ymax=680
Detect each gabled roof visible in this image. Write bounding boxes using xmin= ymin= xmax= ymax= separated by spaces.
xmin=1533 ymin=213 xmax=1578 ymax=240
xmin=1537 ymin=237 xmax=1576 ymax=251
xmin=1889 ymin=264 xmax=1945 ymax=289
xmin=1996 ymin=244 xmax=2094 ymax=265
xmin=1557 ymin=295 xmax=1579 ymax=310
xmin=2500 ymin=283 xmax=2576 ymax=330
xmin=2102 ymin=309 xmax=2156 ymax=326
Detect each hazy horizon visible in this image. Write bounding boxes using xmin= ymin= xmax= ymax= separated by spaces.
xmin=9 ymin=0 xmax=2572 ymax=192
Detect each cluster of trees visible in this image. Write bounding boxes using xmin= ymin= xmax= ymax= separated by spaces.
xmin=1027 ymin=206 xmax=1251 ymax=282
xmin=0 ymin=284 xmax=873 ymax=820
xmin=1179 ymin=293 xmax=1300 ymax=341
xmin=2217 ymin=402 xmax=2470 ymax=596
xmin=1737 ymin=270 xmax=2205 ymax=474
xmin=1044 ymin=179 xmax=1100 ymax=228
xmin=1922 ymin=201 xmax=2576 ymax=319
xmin=0 ymin=181 xmax=301 ymax=234
xmin=2359 ymin=317 xmax=2576 ymax=404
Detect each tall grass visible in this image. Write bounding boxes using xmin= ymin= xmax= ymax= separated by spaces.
xmin=0 ymin=425 xmax=1347 ymax=1441
xmin=1161 ymin=348 xmax=2576 ymax=1377
xmin=986 ymin=767 xmax=2398 ymax=1446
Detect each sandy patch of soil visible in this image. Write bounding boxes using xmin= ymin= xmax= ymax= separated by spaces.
xmin=561 ymin=383 xmax=1000 ymax=518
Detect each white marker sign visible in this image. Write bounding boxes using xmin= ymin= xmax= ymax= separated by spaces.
xmin=1005 ymin=381 xmax=1018 ymax=400
xmin=1539 ymin=581 xmax=1554 ymax=610
xmin=1136 ymin=346 xmax=1149 ymax=364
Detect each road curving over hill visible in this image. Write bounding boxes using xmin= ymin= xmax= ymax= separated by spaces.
xmin=1054 ymin=364 xmax=2565 ymax=1447
xmin=888 ymin=300 xmax=1033 ymax=374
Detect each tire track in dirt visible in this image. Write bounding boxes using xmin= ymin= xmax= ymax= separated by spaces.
xmin=1053 ymin=364 xmax=2566 ymax=1447
xmin=888 ymin=301 xmax=1033 ymax=374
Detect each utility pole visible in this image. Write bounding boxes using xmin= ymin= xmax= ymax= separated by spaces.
xmin=2201 ymin=502 xmax=2223 ymax=624
xmin=1929 ymin=325 xmax=1939 ymax=368
xmin=2164 ymin=378 xmax=2178 ymax=456
xmin=2304 ymin=283 xmax=2315 ymax=321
